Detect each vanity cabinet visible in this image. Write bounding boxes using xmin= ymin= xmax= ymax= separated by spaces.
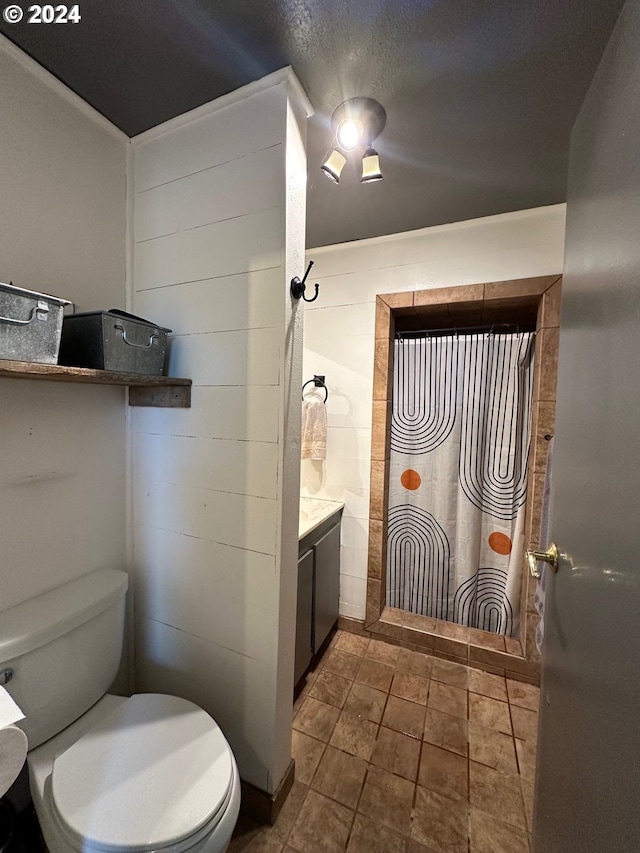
xmin=294 ymin=508 xmax=342 ymax=687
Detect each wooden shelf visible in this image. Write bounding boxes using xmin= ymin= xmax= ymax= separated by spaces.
xmin=0 ymin=359 xmax=192 ymax=407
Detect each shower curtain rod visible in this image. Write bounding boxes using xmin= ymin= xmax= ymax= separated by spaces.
xmin=395 ymin=322 xmax=536 ymax=339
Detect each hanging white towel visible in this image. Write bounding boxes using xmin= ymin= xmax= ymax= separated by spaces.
xmin=534 ymin=437 xmax=554 ymax=653
xmin=301 ymin=400 xmax=327 ymax=460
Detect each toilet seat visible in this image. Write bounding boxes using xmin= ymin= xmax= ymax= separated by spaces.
xmin=50 ymin=693 xmax=234 ymax=852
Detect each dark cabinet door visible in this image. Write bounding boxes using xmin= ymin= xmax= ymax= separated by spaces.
xmin=294 ymin=549 xmax=314 ymax=685
xmin=313 ymin=523 xmax=341 ymax=653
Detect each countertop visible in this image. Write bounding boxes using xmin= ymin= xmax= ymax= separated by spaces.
xmin=299 ymin=497 xmax=344 ymax=540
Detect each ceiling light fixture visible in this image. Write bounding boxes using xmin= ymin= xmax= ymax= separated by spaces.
xmin=321 ymin=97 xmax=386 ymax=185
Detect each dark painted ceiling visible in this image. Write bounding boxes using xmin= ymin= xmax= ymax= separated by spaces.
xmin=1 ymin=0 xmax=624 ymax=247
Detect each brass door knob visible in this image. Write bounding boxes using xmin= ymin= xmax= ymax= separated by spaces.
xmin=526 ymin=542 xmax=559 ymax=578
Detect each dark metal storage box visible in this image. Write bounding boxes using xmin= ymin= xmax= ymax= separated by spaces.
xmin=59 ymin=310 xmax=171 ymax=375
xmin=0 ymin=282 xmax=71 ymax=364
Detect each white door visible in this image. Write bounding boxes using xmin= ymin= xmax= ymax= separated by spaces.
xmin=532 ymin=3 xmax=640 ymax=851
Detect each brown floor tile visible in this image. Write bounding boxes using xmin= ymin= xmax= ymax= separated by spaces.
xmin=311 ymin=745 xmax=368 ymax=809
xmin=431 ymin=658 xmax=469 ymax=690
xmin=423 ymin=708 xmax=469 ymax=757
xmin=510 ymin=706 xmax=538 ymax=743
xmin=309 ymin=670 xmax=353 ymax=709
xmin=427 ymin=681 xmax=468 ymax=719
xmin=468 ymin=693 xmax=512 ymax=735
xmin=411 ymin=786 xmax=469 ymax=852
xmin=507 ymin=679 xmax=540 ymax=712
xmin=469 ymin=761 xmax=527 ymax=830
xmin=418 ymin=743 xmax=469 ymax=802
xmin=346 ymin=813 xmax=407 ymax=853
xmin=396 ymin=647 xmax=433 ymax=678
xmin=343 ymin=681 xmax=388 ymax=723
xmin=468 ymin=722 xmax=518 ymax=775
xmin=287 ymin=789 xmax=354 ymax=853
xmin=515 ymin=736 xmax=537 ymax=781
xmin=270 ymin=781 xmax=309 ymax=842
xmin=468 ymin=669 xmax=508 ymax=702
xmin=291 ymin=730 xmax=325 ymax=785
xmin=366 ymin=637 xmax=401 ymax=666
xmin=382 ymin=695 xmax=426 ymax=738
xmin=237 ymin=831 xmax=285 ymax=852
xmin=292 ymin=697 xmax=340 ymax=742
xmin=370 ymin=726 xmax=421 ymax=781
xmin=357 ymin=766 xmax=414 ymax=837
xmin=390 ymin=670 xmax=429 ymax=705
xmin=335 ymin=632 xmax=370 ymax=657
xmin=356 ymin=657 xmax=395 ymax=692
xmin=330 ymin=710 xmax=379 ymax=760
xmin=469 ymin=808 xmax=529 ymax=853
xmin=323 ymin=649 xmax=362 ymax=680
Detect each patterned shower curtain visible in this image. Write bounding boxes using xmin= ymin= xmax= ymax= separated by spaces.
xmin=387 ymin=331 xmax=535 ymax=637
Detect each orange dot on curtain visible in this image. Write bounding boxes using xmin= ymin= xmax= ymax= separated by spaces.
xmin=488 ymin=532 xmax=512 ymax=555
xmin=400 ymin=469 xmax=421 ymax=490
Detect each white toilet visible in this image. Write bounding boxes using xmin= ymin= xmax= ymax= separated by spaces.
xmin=0 ymin=568 xmax=240 ymax=853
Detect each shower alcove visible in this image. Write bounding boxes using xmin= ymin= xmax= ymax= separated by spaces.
xmin=362 ymin=275 xmax=561 ymax=685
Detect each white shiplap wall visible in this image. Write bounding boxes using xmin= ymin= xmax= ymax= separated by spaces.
xmin=301 ymin=205 xmax=566 ymax=620
xmin=0 ymin=39 xmax=128 ymax=630
xmin=130 ymin=70 xmax=309 ymax=793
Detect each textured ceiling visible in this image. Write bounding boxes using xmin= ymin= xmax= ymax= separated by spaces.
xmin=1 ymin=0 xmax=624 ymax=247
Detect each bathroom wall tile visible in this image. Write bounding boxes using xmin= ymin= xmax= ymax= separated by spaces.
xmin=367 ymin=519 xmax=384 ymax=580
xmin=469 ymin=808 xmax=530 ymax=853
xmin=368 ymin=460 xmax=388 ymax=520
xmin=468 ymin=694 xmax=512 ymax=735
xmin=373 ymin=337 xmax=393 ymax=402
xmin=468 ymin=722 xmax=518 ymax=775
xmin=330 ymin=711 xmax=378 ymax=760
xmin=504 ymin=637 xmax=523 ymax=657
xmin=357 ymin=766 xmax=414 ymax=836
xmin=344 ymin=682 xmax=388 ymax=724
xmin=311 ymin=745 xmax=368 ymax=809
xmin=484 ymin=275 xmax=555 ymax=300
xmin=365 ymin=578 xmax=383 ymax=625
xmin=375 ymin=297 xmax=392 ymax=340
xmin=432 ymin=620 xmax=469 ymax=642
xmin=292 ymin=697 xmax=341 ymax=743
xmin=411 ymin=787 xmax=469 ymax=852
xmin=532 ymin=402 xmax=556 ymax=474
xmin=468 ymin=628 xmax=505 ymax=652
xmin=380 ymin=291 xmax=414 ymax=309
xmin=538 ymin=278 xmax=562 ymax=328
xmin=431 ymin=635 xmax=468 ymax=659
xmin=291 ymin=730 xmax=326 ymax=786
xmin=370 ymin=726 xmax=421 ymax=782
xmin=418 ymin=742 xmax=468 ymax=803
xmin=370 ymin=401 xmax=392 ymax=462
xmin=341 ymin=516 xmax=370 ymax=550
xmin=533 ymin=326 xmax=560 ymax=402
xmin=427 ymin=681 xmax=468 ymax=720
xmin=303 ymin=302 xmax=376 ymax=341
xmin=287 ymin=790 xmax=354 ymax=853
xmin=340 ymin=546 xmax=369 ymax=580
xmin=340 ymin=575 xmax=368 ymax=621
xmin=469 ymin=761 xmax=527 ymax=830
xmin=414 ymin=283 xmax=484 ymax=306
xmin=402 ymin=611 xmax=437 ymax=637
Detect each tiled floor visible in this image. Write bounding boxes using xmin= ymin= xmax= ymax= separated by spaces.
xmin=230 ymin=629 xmax=538 ymax=853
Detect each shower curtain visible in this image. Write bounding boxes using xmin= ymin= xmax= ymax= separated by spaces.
xmin=386 ymin=331 xmax=535 ymax=636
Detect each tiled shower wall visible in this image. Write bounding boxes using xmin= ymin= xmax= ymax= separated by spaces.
xmin=301 ymin=206 xmax=565 ymax=626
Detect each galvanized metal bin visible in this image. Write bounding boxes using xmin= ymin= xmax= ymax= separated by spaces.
xmin=0 ymin=282 xmax=72 ymax=364
xmin=59 ymin=310 xmax=171 ymax=375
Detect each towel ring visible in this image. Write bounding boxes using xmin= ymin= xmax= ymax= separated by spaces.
xmin=302 ymin=376 xmax=328 ymax=403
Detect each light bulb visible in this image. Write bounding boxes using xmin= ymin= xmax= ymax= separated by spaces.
xmin=336 ymin=119 xmax=363 ymax=151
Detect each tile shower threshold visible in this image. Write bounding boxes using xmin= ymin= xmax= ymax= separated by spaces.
xmin=368 ymin=607 xmax=537 ymax=682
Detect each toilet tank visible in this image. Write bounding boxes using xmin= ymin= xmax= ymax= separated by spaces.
xmin=0 ymin=569 xmax=128 ymax=750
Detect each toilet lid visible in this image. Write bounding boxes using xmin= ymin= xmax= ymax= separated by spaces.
xmin=51 ymin=694 xmax=233 ymax=852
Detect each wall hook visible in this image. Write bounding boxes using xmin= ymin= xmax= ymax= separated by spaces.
xmin=291 ymin=260 xmax=320 ymax=302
